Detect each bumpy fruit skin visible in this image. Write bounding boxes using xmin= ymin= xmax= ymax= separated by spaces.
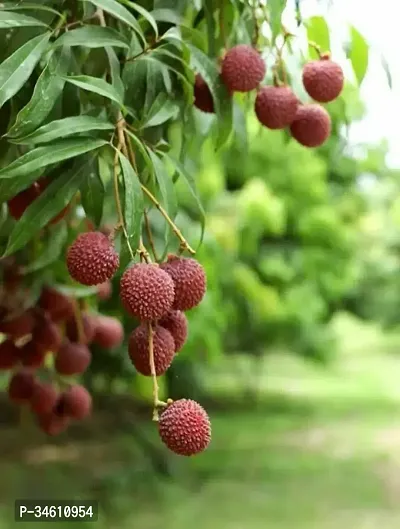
xmin=0 ymin=340 xmax=20 ymax=370
xmin=66 ymin=313 xmax=97 ymax=345
xmin=255 ymin=85 xmax=298 ymax=129
xmin=93 ymin=316 xmax=124 ymax=349
xmin=290 ymin=104 xmax=331 ymax=148
xmin=120 ymin=263 xmax=175 ymax=321
xmin=194 ymin=74 xmax=214 ymax=113
xmin=55 ymin=342 xmax=91 ymax=376
xmin=160 ymin=255 xmax=206 ymax=311
xmin=8 ymin=369 xmax=36 ymax=403
xmin=302 ymin=56 xmax=344 ymax=103
xmin=30 ymin=382 xmax=58 ymax=415
xmin=62 ymin=385 xmax=92 ymax=420
xmin=67 ymin=231 xmax=119 ymax=286
xmin=7 ymin=183 xmax=41 ymax=220
xmin=159 ymin=310 xmax=188 ymax=352
xmin=0 ymin=310 xmax=36 ymax=339
xmin=38 ymin=287 xmax=74 ymax=323
xmin=158 ymin=399 xmax=211 ymax=456
xmin=128 ymin=324 xmax=175 ymax=376
xmin=221 ymin=45 xmax=266 ymax=92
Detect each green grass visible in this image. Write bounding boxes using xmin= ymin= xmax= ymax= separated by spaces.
xmin=2 ymin=313 xmax=400 ymax=528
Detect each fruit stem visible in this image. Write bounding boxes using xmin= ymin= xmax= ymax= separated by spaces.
xmin=113 ymin=144 xmax=135 ymax=261
xmin=71 ymin=298 xmax=85 ymax=345
xmin=144 ymin=210 xmax=159 ymax=262
xmin=251 ymin=0 xmax=260 ymax=48
xmin=147 ymin=321 xmax=160 ymax=421
xmin=308 ymin=40 xmax=322 ymax=58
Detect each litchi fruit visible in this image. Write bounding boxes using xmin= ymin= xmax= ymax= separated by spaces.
xmin=120 ymin=263 xmax=175 ymax=321
xmin=30 ymin=382 xmax=58 ymax=415
xmin=159 ymin=310 xmax=188 ymax=352
xmin=93 ymin=315 xmax=124 ymax=349
xmin=36 ymin=412 xmax=69 ymax=436
xmin=55 ymin=342 xmax=91 ymax=376
xmin=0 ymin=339 xmax=20 ymax=370
xmin=194 ymin=74 xmax=214 ymax=113
xmin=8 ymin=369 xmax=37 ymax=403
xmin=7 ymin=183 xmax=41 ymax=220
xmin=61 ymin=385 xmax=92 ymax=420
xmin=290 ymin=104 xmax=331 ymax=148
xmin=66 ymin=231 xmax=119 ymax=286
xmin=158 ymin=399 xmax=211 ymax=456
xmin=32 ymin=317 xmax=62 ymax=352
xmin=128 ymin=324 xmax=175 ymax=376
xmin=302 ymin=55 xmax=344 ymax=103
xmin=255 ymin=85 xmax=299 ymax=129
xmin=65 ymin=313 xmax=97 ymax=344
xmin=221 ymin=44 xmax=266 ymax=92
xmin=38 ymin=286 xmax=74 ymax=323
xmin=0 ymin=310 xmax=35 ymax=339
xmin=160 ymin=255 xmax=206 ymax=311
xmin=20 ymin=341 xmax=46 ymax=369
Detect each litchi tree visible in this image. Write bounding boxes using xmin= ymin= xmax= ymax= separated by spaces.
xmin=0 ymin=0 xmax=390 ymax=455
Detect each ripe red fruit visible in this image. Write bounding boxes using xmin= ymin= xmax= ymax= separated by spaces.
xmin=158 ymin=399 xmax=211 ymax=456
xmin=20 ymin=341 xmax=47 ymax=369
xmin=120 ymin=263 xmax=175 ymax=321
xmin=255 ymin=85 xmax=299 ymax=129
xmin=66 ymin=231 xmax=119 ymax=286
xmin=30 ymin=382 xmax=58 ymax=415
xmin=8 ymin=369 xmax=37 ymax=403
xmin=32 ymin=317 xmax=62 ymax=352
xmin=159 ymin=310 xmax=188 ymax=352
xmin=160 ymin=255 xmax=206 ymax=311
xmin=61 ymin=385 xmax=92 ymax=420
xmin=38 ymin=287 xmax=74 ymax=323
xmin=302 ymin=55 xmax=344 ymax=103
xmin=290 ymin=104 xmax=331 ymax=148
xmin=221 ymin=44 xmax=266 ymax=92
xmin=65 ymin=313 xmax=97 ymax=345
xmin=97 ymin=281 xmax=112 ymax=300
xmin=36 ymin=412 xmax=69 ymax=436
xmin=7 ymin=183 xmax=41 ymax=220
xmin=0 ymin=310 xmax=36 ymax=339
xmin=0 ymin=339 xmax=20 ymax=370
xmin=55 ymin=342 xmax=91 ymax=376
xmin=92 ymin=315 xmax=124 ymax=349
xmin=194 ymin=74 xmax=214 ymax=113
xmin=128 ymin=324 xmax=175 ymax=376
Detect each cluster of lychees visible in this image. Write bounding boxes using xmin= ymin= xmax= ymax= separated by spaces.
xmin=65 ymin=230 xmax=211 ymax=457
xmin=194 ymin=44 xmax=344 ymax=147
xmin=0 ymin=258 xmax=124 ymax=435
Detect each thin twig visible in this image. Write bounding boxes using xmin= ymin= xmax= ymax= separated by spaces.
xmin=71 ymin=298 xmax=85 ymax=344
xmin=144 ymin=210 xmax=159 ymax=262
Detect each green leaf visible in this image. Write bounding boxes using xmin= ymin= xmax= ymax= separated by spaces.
xmin=81 ymin=0 xmax=145 ymax=44
xmin=52 ymin=26 xmax=130 ymax=49
xmin=57 ymin=284 xmax=99 ymax=298
xmin=204 ymin=0 xmax=216 ymax=57
xmin=81 ymin=160 xmax=105 ymax=227
xmin=150 ymin=8 xmax=182 ymax=25
xmin=143 ymin=94 xmax=179 ymax=128
xmin=0 ymin=170 xmax=42 ymax=203
xmin=0 ymin=138 xmax=107 ymax=180
xmin=4 ymin=158 xmax=90 ymax=256
xmin=62 ymin=75 xmax=124 ymax=107
xmin=381 ymin=54 xmax=392 ymax=90
xmin=10 ymin=116 xmax=114 ymax=145
xmin=167 ymin=155 xmax=205 ymax=247
xmin=0 ymin=11 xmax=49 ymax=28
xmin=146 ymin=149 xmax=177 ymax=255
xmin=105 ymin=47 xmax=125 ymax=100
xmin=306 ymin=16 xmax=330 ymax=58
xmin=119 ymin=0 xmax=158 ymax=37
xmin=6 ymin=46 xmax=71 ymax=139
xmin=1 ymin=3 xmax=61 ymax=16
xmin=268 ymin=0 xmax=287 ymax=44
xmin=118 ymin=152 xmax=144 ymax=252
xmin=22 ymin=223 xmax=68 ymax=273
xmin=349 ymin=26 xmax=369 ymax=86
xmin=0 ymin=32 xmax=51 ymax=109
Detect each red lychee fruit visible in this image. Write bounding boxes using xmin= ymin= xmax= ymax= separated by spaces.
xmin=7 ymin=182 xmax=41 ymax=220
xmin=30 ymin=382 xmax=58 ymax=415
xmin=65 ymin=313 xmax=97 ymax=345
xmin=92 ymin=315 xmax=124 ymax=349
xmin=221 ymin=44 xmax=266 ymax=92
xmin=302 ymin=55 xmax=344 ymax=103
xmin=120 ymin=263 xmax=175 ymax=321
xmin=158 ymin=399 xmax=211 ymax=456
xmin=128 ymin=324 xmax=175 ymax=376
xmin=159 ymin=310 xmax=188 ymax=352
xmin=160 ymin=255 xmax=206 ymax=311
xmin=0 ymin=310 xmax=36 ymax=339
xmin=290 ymin=104 xmax=331 ymax=148
xmin=36 ymin=412 xmax=70 ymax=436
xmin=32 ymin=317 xmax=62 ymax=352
xmin=55 ymin=342 xmax=91 ymax=376
xmin=194 ymin=74 xmax=214 ymax=113
xmin=255 ymin=85 xmax=299 ymax=129
xmin=61 ymin=385 xmax=92 ymax=420
xmin=8 ymin=369 xmax=37 ymax=403
xmin=97 ymin=281 xmax=112 ymax=300
xmin=0 ymin=339 xmax=20 ymax=370
xmin=38 ymin=286 xmax=74 ymax=323
xmin=20 ymin=341 xmax=46 ymax=369
xmin=66 ymin=231 xmax=119 ymax=286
